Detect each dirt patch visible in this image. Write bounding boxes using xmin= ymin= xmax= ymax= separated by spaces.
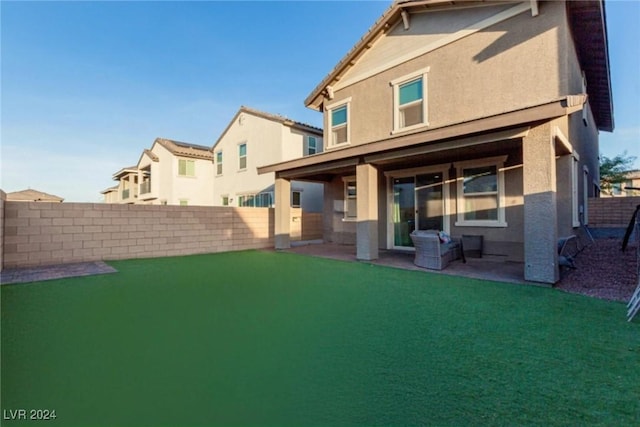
xmin=556 ymin=238 xmax=638 ymax=302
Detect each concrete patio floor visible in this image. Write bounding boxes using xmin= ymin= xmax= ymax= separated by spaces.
xmin=280 ymin=241 xmax=529 ymax=285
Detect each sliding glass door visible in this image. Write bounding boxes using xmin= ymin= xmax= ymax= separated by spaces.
xmin=391 ymin=171 xmax=446 ymax=249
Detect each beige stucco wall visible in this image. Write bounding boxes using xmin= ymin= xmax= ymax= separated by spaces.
xmin=2 ymin=202 xmax=273 ymax=268
xmin=323 ymin=1 xmax=568 ymax=148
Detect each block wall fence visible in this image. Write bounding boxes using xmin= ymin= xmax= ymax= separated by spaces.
xmin=1 ymin=196 xmax=633 ymax=270
xmin=588 ymin=197 xmax=640 ymax=228
xmin=1 ymin=201 xmax=323 ymax=269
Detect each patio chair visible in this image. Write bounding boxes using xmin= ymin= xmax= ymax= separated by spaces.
xmin=410 ymin=230 xmax=463 ymax=270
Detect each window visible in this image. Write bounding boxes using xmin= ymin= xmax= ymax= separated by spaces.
xmin=455 ymin=157 xmax=506 ymax=227
xmin=327 ymin=98 xmax=351 ymax=147
xmin=238 ymin=192 xmax=273 ymax=208
xmin=178 ymin=159 xmax=195 ymax=177
xmin=391 ymin=67 xmax=429 ymax=132
xmin=179 ymin=200 xmax=188 ymax=206
xmin=216 ymin=151 xmax=223 ymax=175
xmin=307 ymin=136 xmax=318 ymax=155
xmin=222 ymin=196 xmax=229 ymax=206
xmin=238 ymin=143 xmax=247 ymax=170
xmin=343 ymin=177 xmax=357 ymax=220
xmin=292 ymin=191 xmax=301 ymax=208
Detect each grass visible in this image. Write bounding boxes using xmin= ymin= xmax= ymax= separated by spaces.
xmin=1 ymin=250 xmax=639 ymax=426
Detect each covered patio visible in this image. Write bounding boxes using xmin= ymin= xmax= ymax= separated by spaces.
xmin=279 ymin=241 xmax=527 ymax=285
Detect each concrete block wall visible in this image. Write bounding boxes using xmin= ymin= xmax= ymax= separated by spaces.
xmin=301 ymin=212 xmax=323 ymax=241
xmin=588 ymin=197 xmax=640 ymax=228
xmin=2 ymin=202 xmax=277 ymax=269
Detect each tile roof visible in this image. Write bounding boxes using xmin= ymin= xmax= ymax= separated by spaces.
xmin=142 ymin=149 xmax=159 ymax=162
xmin=7 ymin=189 xmax=64 ymax=202
xmin=154 ymin=137 xmax=213 ymax=160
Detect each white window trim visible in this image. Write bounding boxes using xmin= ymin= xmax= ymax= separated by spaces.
xmin=238 ymin=142 xmax=247 ymax=171
xmin=454 ymin=156 xmax=508 ymax=227
xmin=391 ymin=67 xmax=430 ymax=134
xmin=307 ymin=136 xmax=318 ymax=156
xmin=342 ymin=175 xmax=357 ymax=222
xmin=215 ymin=151 xmax=223 ymax=176
xmin=326 ymin=97 xmax=351 ymax=149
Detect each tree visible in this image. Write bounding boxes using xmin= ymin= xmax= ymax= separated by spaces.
xmin=599 ymin=151 xmax=637 ymax=194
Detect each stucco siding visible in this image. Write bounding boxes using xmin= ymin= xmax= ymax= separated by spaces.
xmin=214 ymin=111 xmax=324 ymax=212
xmin=323 ymin=177 xmax=356 ymax=244
xmin=324 ymin=1 xmax=567 ymax=148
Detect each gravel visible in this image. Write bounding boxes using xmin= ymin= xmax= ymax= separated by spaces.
xmin=556 ymin=237 xmax=638 ymax=302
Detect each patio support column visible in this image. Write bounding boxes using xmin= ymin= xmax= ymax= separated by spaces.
xmin=274 ymin=176 xmax=291 ymax=250
xmin=523 ymin=122 xmax=559 ymax=284
xmin=356 ymin=163 xmax=379 ymax=260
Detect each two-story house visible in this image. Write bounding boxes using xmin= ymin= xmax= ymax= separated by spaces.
xmin=212 ymin=106 xmax=324 ymax=212
xmin=259 ymin=0 xmax=614 ymax=284
xmin=104 ymin=138 xmax=215 ymax=206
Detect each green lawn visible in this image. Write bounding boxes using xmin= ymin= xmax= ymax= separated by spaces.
xmin=2 ymin=251 xmax=639 ymax=426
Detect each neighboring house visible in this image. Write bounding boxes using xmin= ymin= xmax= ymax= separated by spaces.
xmin=212 ymin=106 xmax=324 ymax=212
xmin=110 ymin=166 xmax=139 ymax=204
xmin=105 ymin=138 xmax=215 ymax=206
xmin=100 ymin=186 xmax=119 ymax=203
xmin=604 ymin=170 xmax=640 ymax=197
xmin=258 ymin=0 xmax=613 ymax=284
xmin=7 ymin=189 xmax=64 ymax=202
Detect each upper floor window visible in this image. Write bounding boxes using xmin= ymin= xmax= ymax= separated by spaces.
xmin=238 ymin=143 xmax=247 ymax=170
xmin=216 ymin=151 xmax=223 ymax=175
xmin=327 ymin=98 xmax=351 ymax=147
xmin=178 ymin=159 xmax=195 ymax=177
xmin=307 ymin=136 xmax=318 ymax=155
xmin=454 ymin=156 xmax=507 ymax=227
xmin=391 ymin=67 xmax=430 ymax=133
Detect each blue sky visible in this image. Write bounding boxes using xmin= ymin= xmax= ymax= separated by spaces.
xmin=1 ymin=1 xmax=638 ymax=202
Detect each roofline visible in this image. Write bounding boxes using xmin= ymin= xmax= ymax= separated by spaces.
xmin=100 ymin=186 xmax=119 ymax=194
xmin=260 ymin=96 xmax=583 ymax=175
xmin=211 ymin=106 xmax=323 ymax=151
xmin=306 ymin=0 xmax=614 ymax=131
xmin=135 ymin=148 xmax=160 ymax=168
xmin=112 ymin=166 xmax=138 ymax=179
